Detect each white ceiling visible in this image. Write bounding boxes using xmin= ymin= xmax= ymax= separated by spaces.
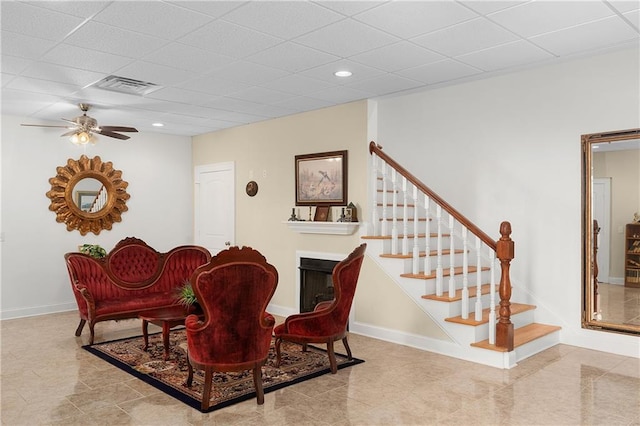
xmin=2 ymin=0 xmax=639 ymax=138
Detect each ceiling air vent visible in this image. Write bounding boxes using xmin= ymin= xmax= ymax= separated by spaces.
xmin=94 ymin=75 xmax=162 ymax=96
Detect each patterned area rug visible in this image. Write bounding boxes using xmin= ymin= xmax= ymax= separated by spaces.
xmin=83 ymin=330 xmax=363 ymax=413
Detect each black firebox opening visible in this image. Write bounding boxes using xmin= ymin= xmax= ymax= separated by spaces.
xmin=299 ymin=257 xmax=339 ymax=313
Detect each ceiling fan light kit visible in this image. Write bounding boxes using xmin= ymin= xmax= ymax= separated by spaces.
xmin=21 ymin=103 xmax=138 ymax=144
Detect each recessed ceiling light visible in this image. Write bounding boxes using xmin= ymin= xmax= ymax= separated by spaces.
xmin=334 ymin=70 xmax=352 ymax=77
xmin=152 ymin=122 xmax=164 ymax=127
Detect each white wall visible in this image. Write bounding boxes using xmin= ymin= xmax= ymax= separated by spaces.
xmin=0 ymin=115 xmax=193 ymax=319
xmin=375 ymin=47 xmax=640 ymax=356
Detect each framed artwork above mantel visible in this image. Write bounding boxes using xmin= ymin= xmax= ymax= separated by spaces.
xmin=295 ymin=150 xmax=347 ymax=206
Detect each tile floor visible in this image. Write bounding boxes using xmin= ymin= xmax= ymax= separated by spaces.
xmin=1 ymin=311 xmax=639 ymax=425
xmin=598 ymin=283 xmax=640 ymax=326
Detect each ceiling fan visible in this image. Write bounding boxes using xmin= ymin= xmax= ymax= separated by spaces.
xmin=21 ymin=103 xmax=138 ymax=144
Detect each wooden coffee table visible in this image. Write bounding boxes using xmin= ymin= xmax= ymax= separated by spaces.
xmin=138 ymin=305 xmax=202 ymax=361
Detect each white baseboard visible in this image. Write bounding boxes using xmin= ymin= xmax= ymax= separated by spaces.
xmin=0 ymin=302 xmax=77 ymax=320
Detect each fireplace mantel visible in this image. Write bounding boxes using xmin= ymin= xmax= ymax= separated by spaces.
xmin=283 ymin=221 xmax=359 ymax=235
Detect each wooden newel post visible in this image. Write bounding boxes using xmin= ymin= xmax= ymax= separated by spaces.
xmin=496 ymin=221 xmax=514 ymax=351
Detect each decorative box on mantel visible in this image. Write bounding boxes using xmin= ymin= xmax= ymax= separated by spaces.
xmin=283 ymin=221 xmax=359 ymax=235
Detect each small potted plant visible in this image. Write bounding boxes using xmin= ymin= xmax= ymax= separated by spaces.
xmin=79 ymin=244 xmax=107 ymax=259
xmin=176 ymin=280 xmax=200 ymax=312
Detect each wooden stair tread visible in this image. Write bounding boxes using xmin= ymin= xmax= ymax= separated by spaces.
xmin=422 ymin=283 xmax=494 ymax=302
xmin=380 ymin=249 xmax=464 ymax=259
xmin=470 ymin=323 xmax=561 ymax=352
xmin=444 ymin=303 xmax=536 ymax=326
xmin=401 ymin=265 xmax=490 ymax=280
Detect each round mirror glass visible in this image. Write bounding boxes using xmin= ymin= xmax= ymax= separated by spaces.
xmin=72 ymin=178 xmax=105 ymax=212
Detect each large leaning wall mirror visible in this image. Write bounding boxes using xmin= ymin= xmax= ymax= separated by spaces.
xmin=582 ymin=128 xmax=640 ymax=336
xmin=46 ymin=155 xmax=130 ymax=235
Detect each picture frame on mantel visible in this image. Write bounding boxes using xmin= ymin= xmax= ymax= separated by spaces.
xmin=313 ymin=206 xmax=330 ymax=222
xmin=295 ymin=150 xmax=347 ymax=206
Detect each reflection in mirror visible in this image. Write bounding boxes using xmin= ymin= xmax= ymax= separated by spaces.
xmin=46 ymin=155 xmax=130 ymax=235
xmin=583 ymin=129 xmax=640 ymax=335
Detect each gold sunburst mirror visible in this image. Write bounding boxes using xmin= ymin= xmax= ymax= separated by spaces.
xmin=46 ymin=155 xmax=130 ymax=235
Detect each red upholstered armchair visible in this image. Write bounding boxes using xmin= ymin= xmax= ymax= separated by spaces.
xmin=274 ymin=243 xmax=366 ymax=374
xmin=184 ymin=246 xmax=278 ymax=410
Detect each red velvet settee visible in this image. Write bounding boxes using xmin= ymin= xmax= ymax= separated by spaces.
xmin=65 ymin=237 xmax=211 ymax=344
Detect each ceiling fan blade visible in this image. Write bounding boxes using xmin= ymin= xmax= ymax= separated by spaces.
xmin=100 ymin=126 xmax=138 ymax=133
xmin=96 ymin=129 xmax=130 ymax=140
xmin=62 ymin=118 xmax=79 ymax=125
xmin=60 ymin=130 xmax=79 ymax=137
xmin=21 ymin=124 xmax=74 ymax=128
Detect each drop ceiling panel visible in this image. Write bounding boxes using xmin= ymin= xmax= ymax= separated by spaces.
xmin=20 ymin=62 xmax=104 ymax=87
xmin=245 ymin=42 xmax=339 ymax=73
xmin=202 ymin=61 xmax=289 ymax=86
xmin=41 ymin=44 xmax=134 ymax=74
xmin=313 ymin=1 xmax=384 ymax=17
xmin=460 ymin=1 xmax=528 ymax=16
xmin=298 ymin=59 xmax=384 ymax=85
xmin=350 ymin=41 xmax=445 ymax=72
xmin=0 ymin=32 xmax=57 ymax=60
xmin=141 ymin=43 xmax=235 ymax=73
xmin=222 ymin=1 xmax=344 ymax=39
xmin=1 ymin=2 xmax=85 ymax=41
xmin=261 ymin=74 xmax=335 ymax=96
xmin=167 ymin=1 xmax=247 ymax=19
xmin=457 ymin=40 xmax=554 ymax=72
xmin=354 ymin=1 xmax=478 ymax=39
xmin=397 ymin=60 xmax=482 ymax=85
xmin=114 ymin=61 xmax=197 ymax=87
xmin=225 ymin=86 xmax=296 ymax=105
xmin=489 ymin=1 xmax=616 ymax=38
xmin=92 ymin=2 xmax=214 ymax=39
xmin=346 ymin=73 xmax=424 ymax=95
xmin=412 ymin=18 xmax=520 ymax=57
xmin=294 ymin=19 xmax=399 ymax=57
xmin=23 ymin=1 xmax=112 ymax=18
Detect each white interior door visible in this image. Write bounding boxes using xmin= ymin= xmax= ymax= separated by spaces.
xmin=194 ymin=162 xmax=235 ymax=255
xmin=593 ymin=178 xmax=611 ymax=283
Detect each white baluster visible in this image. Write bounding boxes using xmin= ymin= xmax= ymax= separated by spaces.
xmin=436 ymin=205 xmax=443 ymax=296
xmin=381 ymin=163 xmax=388 ymax=236
xmin=372 ymin=153 xmax=379 ymax=236
xmin=402 ymin=177 xmax=409 ymax=256
xmin=412 ymin=185 xmax=419 ymax=275
xmin=424 ymin=195 xmax=431 ymax=277
xmin=448 ymin=215 xmax=456 ymax=298
xmin=391 ymin=169 xmax=398 ymax=255
xmin=461 ymin=227 xmax=469 ymax=319
xmin=475 ymin=236 xmax=483 ymax=321
xmin=489 ymin=250 xmax=497 ymax=344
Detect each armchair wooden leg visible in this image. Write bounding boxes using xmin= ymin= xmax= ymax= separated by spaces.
xmin=342 ymin=336 xmax=353 ymax=360
xmin=202 ymin=367 xmax=213 ymax=411
xmin=75 ymin=319 xmax=86 ymax=336
xmin=89 ymin=322 xmax=95 ymax=345
xmin=327 ymin=340 xmax=337 ymax=374
xmin=275 ymin=337 xmax=283 ymax=367
xmin=253 ymin=365 xmax=265 ymax=405
xmin=186 ymin=358 xmax=194 ymax=387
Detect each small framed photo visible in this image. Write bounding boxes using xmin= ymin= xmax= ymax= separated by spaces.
xmin=344 ymin=208 xmax=353 ymax=222
xmin=314 ymin=206 xmax=330 ymax=222
xmin=295 ymin=150 xmax=347 ymax=206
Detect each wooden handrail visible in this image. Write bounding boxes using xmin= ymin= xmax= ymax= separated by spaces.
xmin=370 ymin=141 xmax=497 ymax=250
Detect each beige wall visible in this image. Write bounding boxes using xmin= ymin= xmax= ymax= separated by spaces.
xmin=192 ymin=101 xmax=447 ymax=339
xmin=594 ymin=149 xmax=640 ymax=278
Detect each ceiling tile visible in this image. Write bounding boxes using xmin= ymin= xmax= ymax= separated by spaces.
xmin=141 ymin=43 xmax=235 ymax=73
xmin=412 ymin=18 xmax=520 ymax=57
xmin=24 ymin=1 xmax=111 ymax=19
xmin=167 ymin=1 xmax=247 ymax=18
xmin=1 ymin=89 xmax=64 ymax=116
xmin=397 ymin=59 xmax=482 ymax=85
xmin=1 ymin=2 xmax=85 ymax=42
xmin=345 ymin=73 xmax=424 ymax=95
xmin=6 ymin=76 xmax=80 ymax=97
xmin=307 ymin=85 xmax=373 ymax=104
xmin=489 ymin=1 xmax=616 ymax=38
xmin=224 ymin=86 xmax=296 ymax=105
xmin=114 ymin=61 xmax=197 ymax=87
xmin=200 ymin=61 xmax=288 ymax=86
xmin=145 ymin=87 xmax=216 ymax=105
xmin=63 ymin=21 xmax=169 ymax=59
xmin=294 ymin=18 xmax=399 ymax=57
xmin=456 ymin=40 xmax=553 ymax=72
xmin=222 ymin=1 xmax=343 ymax=39
xmin=530 ymin=16 xmax=640 ymax=56
xmin=178 ymin=20 xmax=283 ymax=58
xmin=21 ymin=62 xmax=104 ymax=87
xmin=607 ymin=0 xmax=640 ymax=14
xmin=624 ymin=9 xmax=640 ymax=28
xmin=314 ymin=1 xmax=385 ymax=17
xmin=41 ymin=44 xmax=134 ymax=74
xmin=273 ymin=96 xmax=334 ymax=112
xmin=298 ymin=59 xmax=384 ymax=84
xmin=0 ymin=32 xmax=57 ymax=59
xmin=245 ymin=42 xmax=339 ymax=73
xmin=177 ymin=75 xmax=252 ymax=97
xmin=93 ymin=2 xmax=214 ymax=40
xmin=354 ymin=1 xmax=478 ymax=39
xmin=350 ymin=41 xmax=444 ymax=72
xmin=1 ymin=56 xmax=32 ymax=76
xmin=262 ymin=74 xmax=334 ymax=96
xmin=459 ymin=1 xmax=528 ymax=16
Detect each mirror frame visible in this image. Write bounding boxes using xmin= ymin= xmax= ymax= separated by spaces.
xmin=582 ymin=128 xmax=640 ymax=335
xmin=46 ymin=155 xmax=130 ymax=235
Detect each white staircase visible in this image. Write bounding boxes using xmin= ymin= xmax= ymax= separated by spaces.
xmin=364 ymin=142 xmax=560 ymax=369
